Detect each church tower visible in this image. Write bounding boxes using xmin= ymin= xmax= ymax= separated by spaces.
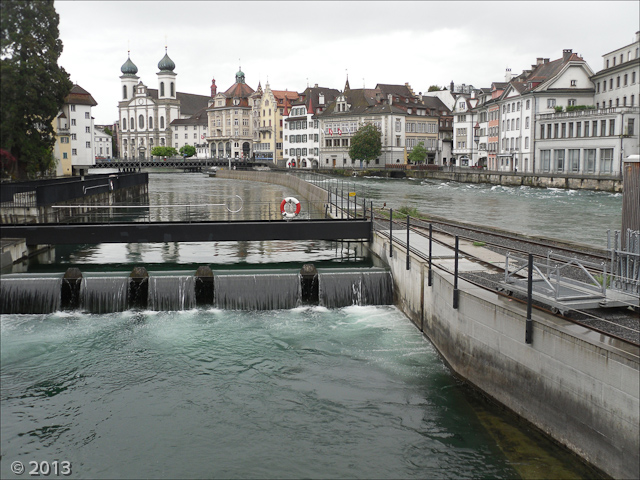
xmin=120 ymin=51 xmax=139 ymax=102
xmin=157 ymin=47 xmax=177 ymax=99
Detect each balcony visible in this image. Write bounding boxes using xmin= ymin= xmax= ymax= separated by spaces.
xmin=258 ymin=125 xmax=272 ymax=133
xmin=537 ymin=106 xmax=639 ymax=120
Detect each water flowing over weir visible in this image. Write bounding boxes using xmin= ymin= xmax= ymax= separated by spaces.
xmin=0 ymin=277 xmax=62 ymax=314
xmin=0 ymin=268 xmax=393 ymax=313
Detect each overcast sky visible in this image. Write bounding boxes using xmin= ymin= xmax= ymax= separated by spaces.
xmin=55 ymin=1 xmax=640 ymax=124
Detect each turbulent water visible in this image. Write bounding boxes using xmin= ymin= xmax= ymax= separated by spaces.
xmin=300 ymin=173 xmax=623 ymax=248
xmin=0 ymin=306 xmax=596 ymax=479
xmin=0 ymin=172 xmax=607 ymax=478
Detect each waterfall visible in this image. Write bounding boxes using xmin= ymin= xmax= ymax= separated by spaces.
xmin=318 ymin=271 xmax=393 ymax=308
xmin=0 ymin=277 xmax=62 ymax=314
xmin=149 ymin=276 xmax=196 ymax=311
xmin=214 ymin=273 xmax=301 ymax=310
xmin=80 ymin=277 xmax=129 ymax=314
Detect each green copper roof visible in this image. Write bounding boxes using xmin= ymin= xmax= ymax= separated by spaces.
xmin=158 ymin=51 xmax=176 ymax=72
xmin=121 ymin=55 xmax=138 ymax=75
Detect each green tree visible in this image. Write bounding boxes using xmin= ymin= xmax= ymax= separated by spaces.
xmin=151 ymin=146 xmax=177 ymax=158
xmin=179 ymin=144 xmax=196 ymax=158
xmin=1 ymin=0 xmax=73 ymax=179
xmin=427 ymin=85 xmax=442 ymax=92
xmin=348 ymin=124 xmax=381 ymax=166
xmin=408 ymin=141 xmax=428 ymax=163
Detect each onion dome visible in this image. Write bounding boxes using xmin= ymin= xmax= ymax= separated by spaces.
xmin=121 ymin=53 xmax=138 ymax=75
xmin=158 ymin=48 xmax=175 ymax=72
xmin=235 ymin=68 xmax=246 ymax=84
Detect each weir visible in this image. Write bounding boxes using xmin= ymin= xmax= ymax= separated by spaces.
xmin=0 ymin=266 xmax=392 ymax=314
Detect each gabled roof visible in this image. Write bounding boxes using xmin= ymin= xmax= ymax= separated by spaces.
xmin=318 ymin=88 xmax=406 ymax=117
xmin=66 ymin=84 xmax=98 ymax=106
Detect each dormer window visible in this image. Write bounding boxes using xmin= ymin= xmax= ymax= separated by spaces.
xmin=460 ymin=102 xmax=466 ymax=110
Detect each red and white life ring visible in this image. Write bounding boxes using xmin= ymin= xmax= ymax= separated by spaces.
xmin=280 ymin=197 xmax=301 ymax=219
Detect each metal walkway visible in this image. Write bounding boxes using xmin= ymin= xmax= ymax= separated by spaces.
xmin=1 ymin=219 xmax=372 ymax=245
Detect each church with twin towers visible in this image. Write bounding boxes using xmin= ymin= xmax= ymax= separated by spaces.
xmin=118 ymin=48 xmax=260 ymax=160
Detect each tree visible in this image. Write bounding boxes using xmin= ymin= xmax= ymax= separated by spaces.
xmin=348 ymin=124 xmax=381 ymax=166
xmin=179 ymin=144 xmax=196 ymax=158
xmin=151 ymin=146 xmax=178 ymax=158
xmin=408 ymin=142 xmax=428 ymax=164
xmin=1 ymin=0 xmax=73 ymax=179
xmin=427 ymin=85 xmax=442 ymax=92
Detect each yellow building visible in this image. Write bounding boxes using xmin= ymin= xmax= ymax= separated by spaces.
xmin=52 ymin=111 xmax=72 ymax=175
xmin=252 ymin=82 xmax=298 ymax=165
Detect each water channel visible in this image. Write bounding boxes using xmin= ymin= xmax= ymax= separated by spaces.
xmin=1 ymin=172 xmax=609 ymax=478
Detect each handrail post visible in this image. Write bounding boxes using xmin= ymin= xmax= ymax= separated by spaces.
xmin=406 ymin=215 xmax=410 ymax=270
xmin=525 ymin=254 xmax=534 ymax=344
xmin=428 ymin=223 xmax=433 ymax=286
xmin=389 ymin=208 xmax=393 ymax=258
xmin=453 ymin=235 xmax=459 ymax=309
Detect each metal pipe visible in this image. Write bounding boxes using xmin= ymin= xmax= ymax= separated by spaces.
xmin=453 ymin=235 xmax=459 ymax=309
xmin=389 ymin=209 xmax=393 ymax=258
xmin=428 ymin=223 xmax=433 ymax=286
xmin=406 ymin=215 xmax=410 ymax=270
xmin=526 ymin=254 xmax=533 ymax=344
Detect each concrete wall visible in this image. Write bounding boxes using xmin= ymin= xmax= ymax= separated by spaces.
xmin=369 ymin=232 xmax=639 ymax=480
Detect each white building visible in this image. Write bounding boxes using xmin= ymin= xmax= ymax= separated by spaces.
xmin=534 ymin=36 xmax=639 ymax=176
xmin=283 ymin=85 xmax=340 ymax=169
xmin=93 ymin=125 xmax=112 ymax=160
xmin=118 ymin=49 xmax=209 ymax=160
xmin=62 ymin=84 xmax=97 ymax=175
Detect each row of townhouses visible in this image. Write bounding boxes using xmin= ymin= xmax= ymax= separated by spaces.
xmin=54 ymin=33 xmax=638 ymax=177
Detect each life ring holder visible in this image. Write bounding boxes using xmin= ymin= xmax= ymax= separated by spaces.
xmin=280 ymin=197 xmax=301 ymax=220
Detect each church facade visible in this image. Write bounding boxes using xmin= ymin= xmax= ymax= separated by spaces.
xmin=117 ymin=49 xmax=209 ymax=160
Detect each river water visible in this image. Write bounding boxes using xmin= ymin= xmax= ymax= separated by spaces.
xmin=298 ymin=173 xmax=623 ymax=248
xmin=1 ymin=172 xmax=607 ymax=478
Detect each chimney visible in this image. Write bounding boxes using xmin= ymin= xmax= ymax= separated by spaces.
xmin=636 ymin=31 xmax=640 ymax=42
xmin=314 ymin=83 xmax=318 ymax=88
xmin=536 ymin=57 xmax=544 ymax=66
xmin=563 ymin=49 xmax=573 ymax=61
xmin=450 ymin=80 xmax=454 ymax=92
xmin=505 ymin=68 xmax=512 ymax=82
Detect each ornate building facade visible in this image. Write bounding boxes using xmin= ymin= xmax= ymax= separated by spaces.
xmin=117 ymin=49 xmax=209 ymax=160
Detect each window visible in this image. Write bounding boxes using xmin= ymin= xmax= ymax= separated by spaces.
xmin=85 ymin=127 xmax=90 ymax=133
xmin=170 ymin=82 xmax=174 ymax=96
xmin=624 ymin=74 xmax=628 ymax=86
xmin=568 ymin=149 xmax=580 ymax=172
xmin=627 ymin=118 xmax=635 ymax=136
xmin=568 ymin=99 xmax=576 ymax=106
xmin=601 ymin=120 xmax=606 ymax=136
xmin=85 ymin=112 xmax=90 ymax=119
xmin=122 ymin=118 xmax=127 ymax=130
xmin=576 ymin=122 xmax=581 ymax=137
xmin=71 ymin=119 xmax=76 ymax=126
xmin=600 ymin=148 xmax=613 ymax=173
xmin=70 ymin=105 xmax=75 ymax=112
xmin=584 ymin=121 xmax=590 ymax=137
xmin=131 ymin=117 xmax=134 ymax=129
xmin=525 ymin=137 xmax=529 ymax=149
xmin=63 ymin=152 xmax=67 ymax=159
xmin=541 ymin=150 xmax=551 ymax=172
xmin=149 ymin=117 xmax=153 ymax=129
xmin=525 ymin=117 xmax=530 ymax=129
xmin=585 ymin=149 xmax=596 ymax=173
xmin=547 ymin=99 xmax=556 ymax=108
xmin=71 ymin=133 xmax=76 ymax=140
xmin=609 ymin=119 xmax=616 ymax=136
xmin=554 ymin=149 xmax=565 ymax=172
xmin=138 ymin=115 xmax=144 ymax=129
xmin=123 ymin=86 xmax=127 ymax=99
xmin=617 ymin=76 xmax=621 ymax=88
xmin=160 ymin=117 xmax=164 ymax=129
xmin=526 ymin=99 xmax=530 ymax=110
xmin=633 ymin=72 xmax=637 ymax=84
xmin=570 ymin=80 xmax=577 ymax=86
xmin=540 ymin=124 xmax=545 ymax=139
xmin=72 ymin=148 xmax=77 ymax=156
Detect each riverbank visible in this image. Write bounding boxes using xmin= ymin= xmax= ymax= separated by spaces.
xmin=277 ymin=167 xmax=624 ymax=192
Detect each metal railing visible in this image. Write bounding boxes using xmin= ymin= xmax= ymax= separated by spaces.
xmin=608 ymin=229 xmax=640 ymax=295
